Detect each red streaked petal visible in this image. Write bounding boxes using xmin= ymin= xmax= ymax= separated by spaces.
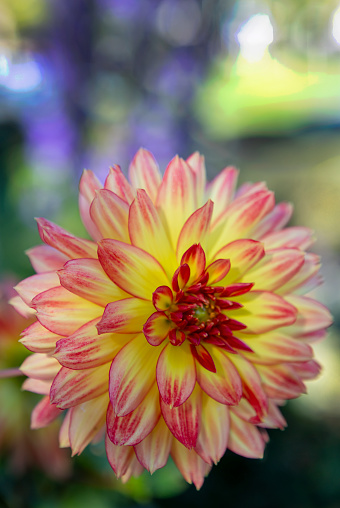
xmin=215 ymin=239 xmax=265 ymax=284
xmin=157 ymin=341 xmax=196 ymax=408
xmin=196 ymin=345 xmax=242 ymax=405
xmin=97 ymin=298 xmax=153 ymax=334
xmin=20 ymin=321 xmax=61 ymax=353
xmin=176 ymin=200 xmax=213 ymax=260
xmin=109 ymin=334 xmax=160 ymax=416
xmin=284 ymin=295 xmax=333 ymax=337
xmin=69 ymin=394 xmax=107 ymax=455
xmin=134 ymin=417 xmax=173 ymax=474
xmin=98 ymin=239 xmax=169 ymax=300
xmin=243 ymin=248 xmax=305 ymax=292
xmin=50 ymin=363 xmax=109 ymax=409
xmin=278 ymin=252 xmax=321 ymax=295
xmin=262 ymin=226 xmax=315 ymax=250
xmin=172 ymin=263 xmax=190 ymax=292
xmin=186 ymin=152 xmax=206 ymax=206
xmin=20 ymin=353 xmax=61 ymax=381
xmin=190 ymin=344 xmax=216 ymax=373
xmin=250 ymin=202 xmax=293 ymax=239
xmin=257 ymin=363 xmax=306 ymax=399
xmin=128 ymin=148 xmax=162 ymax=203
xmin=54 ymin=318 xmax=131 ymax=370
xmin=229 ymin=291 xmax=297 ymax=334
xmin=104 ymin=165 xmax=135 ymax=203
xmin=79 ymin=169 xmax=102 ymax=241
xmin=31 ymin=396 xmax=63 ymax=429
xmin=206 ymin=166 xmax=239 ymax=224
xmin=105 ymin=434 xmax=136 ymax=478
xmin=228 ymin=411 xmax=266 ymax=458
xmin=90 ymin=189 xmax=130 ymax=242
xmin=128 ymin=189 xmax=177 ymax=277
xmin=171 ymin=439 xmax=211 ymax=490
xmin=205 ymin=259 xmax=231 ymax=285
xmin=195 ymin=393 xmax=229 ymax=465
xmin=36 ymin=218 xmax=97 ymax=258
xmin=181 ymin=244 xmax=206 ymax=285
xmin=143 ymin=311 xmax=172 ymax=346
xmin=152 ymin=285 xmax=173 ymax=311
xmin=258 ymin=401 xmax=287 ymax=430
xmin=292 ymin=359 xmax=321 ymax=380
xmin=156 ymin=155 xmax=196 ymax=248
xmin=32 ymin=286 xmax=102 ymax=336
xmin=58 ymin=258 xmax=128 ymax=307
xmin=14 ymin=272 xmax=60 ymax=307
xmin=107 ymin=384 xmax=160 ymax=446
xmin=161 ymin=384 xmax=201 ymax=449
xmin=26 ymin=245 xmax=69 ymax=273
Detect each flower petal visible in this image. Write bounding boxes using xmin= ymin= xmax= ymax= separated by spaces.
xmin=20 ymin=321 xmax=62 ymax=353
xmin=278 ymin=253 xmax=321 ymax=295
xmin=228 ymin=411 xmax=266 ymax=458
xmin=152 ymin=285 xmax=173 ymax=311
xmin=31 ymin=396 xmax=63 ymax=429
xmin=32 ymin=286 xmax=102 ymax=336
xmin=186 ymin=152 xmax=206 ymax=207
xmin=97 ymin=298 xmax=154 ymax=334
xmin=171 ymin=439 xmax=211 ymax=490
xmin=105 ymin=435 xmax=136 ymax=478
xmin=206 ymin=166 xmax=238 ymax=224
xmin=134 ymin=417 xmax=173 ymax=474
xmin=215 ymin=239 xmax=265 ymax=284
xmin=229 ymin=291 xmax=297 ymax=334
xmin=128 ymin=148 xmax=162 ymax=203
xmin=156 ymin=156 xmax=196 ymax=248
xmin=257 ymin=364 xmax=306 ymax=399
xmin=176 ymin=200 xmax=214 ymax=261
xmin=36 ymin=218 xmax=97 ymax=258
xmin=262 ymin=226 xmax=315 ymax=250
xmin=157 ymin=341 xmax=196 ymax=408
xmin=284 ymin=295 xmax=333 ymax=337
xmin=50 ymin=363 xmax=110 ymax=409
xmin=58 ymin=258 xmax=128 ymax=307
xmin=196 ymin=345 xmax=242 ymax=405
xmin=104 ymin=165 xmax=135 ymax=203
xmin=22 ymin=378 xmax=51 ymax=395
xmin=109 ymin=334 xmax=160 ymax=416
xmin=14 ymin=272 xmax=60 ymax=307
xmin=143 ymin=311 xmax=172 ymax=346
xmin=250 ymin=202 xmax=293 ymax=239
xmin=9 ymin=295 xmax=36 ymax=318
xmin=180 ymin=244 xmax=206 ymax=285
xmin=161 ymin=384 xmax=201 ymax=449
xmin=195 ymin=393 xmax=229 ymax=465
xmin=20 ymin=353 xmax=61 ymax=380
xmin=128 ymin=189 xmax=177 ymax=277
xmin=98 ymin=239 xmax=169 ymax=300
xmin=26 ymin=245 xmax=69 ymax=273
xmin=69 ymin=394 xmax=107 ymax=455
xmin=205 ymin=258 xmax=231 ymax=285
xmin=107 ymin=384 xmax=160 ymax=445
xmin=79 ymin=169 xmax=102 ymax=240
xmin=90 ymin=189 xmax=130 ymax=242
xmin=59 ymin=410 xmax=71 ymax=448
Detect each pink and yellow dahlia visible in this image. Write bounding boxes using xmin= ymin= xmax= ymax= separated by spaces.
xmin=14 ymin=149 xmax=332 ymax=489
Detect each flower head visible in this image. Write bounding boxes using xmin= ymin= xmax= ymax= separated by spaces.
xmin=14 ymin=149 xmax=332 ymax=489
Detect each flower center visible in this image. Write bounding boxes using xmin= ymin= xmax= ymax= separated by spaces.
xmin=193 ymin=305 xmax=211 ymax=323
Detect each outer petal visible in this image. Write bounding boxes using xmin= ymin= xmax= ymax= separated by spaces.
xmin=79 ymin=169 xmax=102 ymax=240
xmin=134 ymin=417 xmax=173 ymax=474
xmin=59 ymin=410 xmax=71 ymax=448
xmin=20 ymin=321 xmax=62 ymax=353
xmin=20 ymin=353 xmax=61 ymax=380
xmin=195 ymin=393 xmax=230 ymax=465
xmin=54 ymin=318 xmax=131 ymax=370
xmin=104 ymin=165 xmax=135 ymax=203
xmin=9 ymin=295 xmax=36 ymax=318
xmin=109 ymin=334 xmax=160 ymax=416
xmin=90 ymin=189 xmax=130 ymax=242
xmin=128 ymin=189 xmax=177 ymax=277
xmin=157 ymin=341 xmax=196 ymax=408
xmin=215 ymin=239 xmax=265 ymax=284
xmin=31 ymin=396 xmax=63 ymax=429
xmin=14 ymin=272 xmax=60 ymax=307
xmin=26 ymin=245 xmax=69 ymax=273
xmin=107 ymin=384 xmax=160 ymax=446
xmin=58 ymin=258 xmax=128 ymax=307
xmin=229 ymin=291 xmax=297 ymax=334
xmin=186 ymin=152 xmax=206 ymax=207
xmin=206 ymin=166 xmax=238 ymax=224
xmin=156 ymin=156 xmax=196 ymax=248
xmin=257 ymin=364 xmax=306 ymax=399
xmin=250 ymin=202 xmax=293 ymax=239
xmin=69 ymin=394 xmax=108 ymax=455
xmin=161 ymin=384 xmax=201 ymax=449
xmin=128 ymin=148 xmax=162 ymax=203
xmin=22 ymin=378 xmax=51 ymax=395
xmin=171 ymin=439 xmax=211 ymax=490
xmin=283 ymin=295 xmax=333 ymax=337
xmin=105 ymin=434 xmax=138 ymax=479
xmin=98 ymin=239 xmax=169 ymax=300
xmin=228 ymin=411 xmax=266 ymax=458
xmin=97 ymin=298 xmax=154 ymax=334
xmin=242 ymin=248 xmax=305 ymax=292
xmin=277 ymin=253 xmax=321 ymax=295
xmin=36 ymin=218 xmax=97 ymax=258
xmin=262 ymin=226 xmax=315 ymax=250
xmin=50 ymin=363 xmax=110 ymax=409
xmin=196 ymin=345 xmax=242 ymax=405
xmin=176 ymin=200 xmax=214 ymax=261
xmin=32 ymin=286 xmax=102 ymax=336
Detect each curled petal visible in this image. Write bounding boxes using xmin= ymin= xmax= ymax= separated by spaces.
xmin=31 ymin=396 xmax=63 ymax=429
xmin=9 ymin=295 xmax=36 ymax=318
xmin=157 ymin=341 xmax=196 ymax=407
xmin=104 ymin=165 xmax=135 ymax=203
xmin=176 ymin=200 xmax=213 ymax=260
xmin=190 ymin=344 xmax=216 ymax=373
xmin=97 ymin=298 xmax=154 ymax=334
xmin=90 ymin=189 xmax=130 ymax=242
xmin=128 ymin=148 xmax=162 ymax=203
xmin=152 ymin=285 xmax=173 ymax=311
xmin=26 ymin=245 xmax=69 ymax=273
xmin=171 ymin=439 xmax=211 ymax=490
xmin=20 ymin=321 xmax=61 ymax=353
xmin=181 ymin=244 xmax=206 ymax=285
xmin=172 ymin=264 xmax=190 ymax=292
xmin=134 ymin=418 xmax=173 ymax=474
xmin=215 ymin=239 xmax=265 ymax=284
xmin=228 ymin=411 xmax=266 ymax=458
xmin=14 ymin=272 xmax=60 ymax=307
xmin=143 ymin=312 xmax=172 ymax=346
xmin=205 ymin=259 xmax=230 ymax=285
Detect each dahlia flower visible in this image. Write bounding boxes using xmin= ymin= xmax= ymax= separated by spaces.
xmin=13 ymin=149 xmax=332 ymax=489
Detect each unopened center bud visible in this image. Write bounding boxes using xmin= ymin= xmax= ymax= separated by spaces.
xmin=194 ymin=305 xmax=210 ymax=323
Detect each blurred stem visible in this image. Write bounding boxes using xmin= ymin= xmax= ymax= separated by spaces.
xmin=0 ymin=368 xmax=24 ymax=379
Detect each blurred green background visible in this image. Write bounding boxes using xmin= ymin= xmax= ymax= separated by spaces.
xmin=0 ymin=0 xmax=339 ymax=507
